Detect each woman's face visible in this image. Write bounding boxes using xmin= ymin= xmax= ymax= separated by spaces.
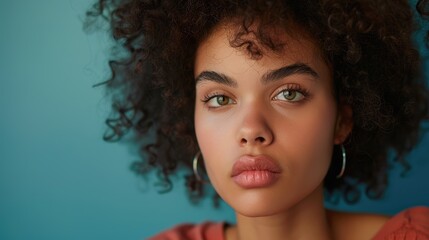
xmin=194 ymin=24 xmax=348 ymax=217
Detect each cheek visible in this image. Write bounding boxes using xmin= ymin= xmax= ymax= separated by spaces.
xmin=194 ymin=110 xmax=233 ymax=188
xmin=280 ymin=99 xmax=338 ymax=183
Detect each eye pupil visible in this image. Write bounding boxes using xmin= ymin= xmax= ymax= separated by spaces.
xmin=216 ymin=96 xmax=229 ymax=105
xmin=283 ymin=90 xmax=296 ymax=100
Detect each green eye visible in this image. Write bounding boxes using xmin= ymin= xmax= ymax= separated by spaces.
xmin=282 ymin=90 xmax=297 ymax=100
xmin=204 ymin=94 xmax=234 ymax=108
xmin=216 ymin=96 xmax=230 ymax=105
xmin=274 ymin=89 xmax=305 ymax=102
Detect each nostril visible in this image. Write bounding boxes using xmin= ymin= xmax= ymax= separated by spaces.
xmin=240 ymin=136 xmax=267 ymax=145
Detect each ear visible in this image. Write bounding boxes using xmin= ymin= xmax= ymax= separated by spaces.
xmin=334 ymin=103 xmax=353 ymax=145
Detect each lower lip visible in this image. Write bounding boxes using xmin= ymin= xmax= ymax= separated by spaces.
xmin=232 ymin=170 xmax=280 ymax=188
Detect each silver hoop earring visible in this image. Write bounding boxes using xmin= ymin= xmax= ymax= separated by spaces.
xmin=193 ymin=151 xmax=206 ymax=182
xmin=336 ymin=145 xmax=346 ymax=179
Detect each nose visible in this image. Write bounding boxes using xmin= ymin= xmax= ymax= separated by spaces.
xmin=237 ymin=109 xmax=274 ymax=147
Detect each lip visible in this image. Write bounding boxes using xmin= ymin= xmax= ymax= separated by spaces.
xmin=231 ymin=155 xmax=281 ymax=189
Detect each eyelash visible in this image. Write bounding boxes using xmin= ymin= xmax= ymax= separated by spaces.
xmin=201 ymin=92 xmax=229 ymax=103
xmin=273 ymin=84 xmax=310 ymax=101
xmin=202 ymin=92 xmax=219 ymax=100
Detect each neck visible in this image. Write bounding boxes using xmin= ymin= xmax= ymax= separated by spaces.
xmin=227 ymin=185 xmax=333 ymax=240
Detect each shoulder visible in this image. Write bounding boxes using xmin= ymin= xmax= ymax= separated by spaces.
xmin=373 ymin=206 xmax=429 ymax=240
xmin=329 ymin=206 xmax=429 ymax=240
xmin=147 ymin=221 xmax=225 ymax=240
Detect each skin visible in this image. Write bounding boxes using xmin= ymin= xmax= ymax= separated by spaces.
xmin=194 ymin=23 xmax=386 ymax=240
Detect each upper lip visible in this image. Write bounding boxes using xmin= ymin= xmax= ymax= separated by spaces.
xmin=231 ymin=155 xmax=282 ymax=177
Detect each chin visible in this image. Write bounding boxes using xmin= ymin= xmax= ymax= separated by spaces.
xmin=224 ymin=191 xmax=293 ymax=218
xmin=237 ymin=209 xmax=282 ymax=218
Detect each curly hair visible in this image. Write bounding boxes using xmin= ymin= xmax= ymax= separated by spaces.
xmin=86 ymin=0 xmax=429 ymax=204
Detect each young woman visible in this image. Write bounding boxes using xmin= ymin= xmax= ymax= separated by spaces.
xmin=87 ymin=0 xmax=429 ymax=239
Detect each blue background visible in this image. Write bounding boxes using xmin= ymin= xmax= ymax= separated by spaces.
xmin=0 ymin=1 xmax=428 ymax=239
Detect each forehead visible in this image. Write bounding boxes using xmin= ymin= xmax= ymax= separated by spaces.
xmin=194 ymin=23 xmax=328 ymax=77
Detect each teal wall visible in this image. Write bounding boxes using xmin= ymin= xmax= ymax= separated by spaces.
xmin=0 ymin=1 xmax=428 ymax=239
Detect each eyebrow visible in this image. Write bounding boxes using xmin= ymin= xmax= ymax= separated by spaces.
xmin=195 ymin=71 xmax=237 ymax=87
xmin=262 ymin=63 xmax=319 ymax=84
xmin=195 ymin=63 xmax=319 ymax=87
